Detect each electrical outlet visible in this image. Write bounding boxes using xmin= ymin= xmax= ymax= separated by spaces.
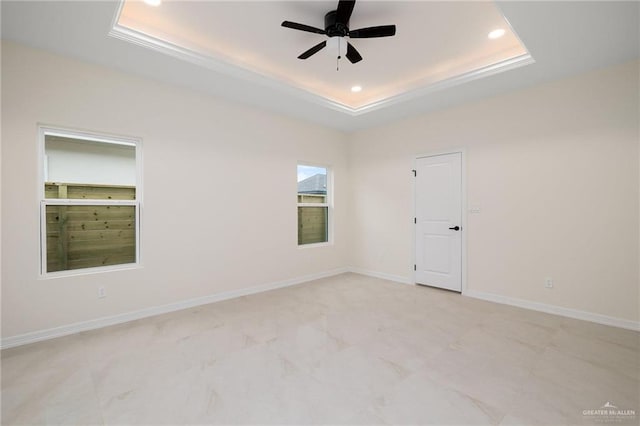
xmin=98 ymin=287 xmax=106 ymax=298
xmin=545 ymin=278 xmax=553 ymax=289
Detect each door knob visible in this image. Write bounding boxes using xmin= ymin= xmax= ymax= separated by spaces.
xmin=449 ymin=226 xmax=460 ymax=231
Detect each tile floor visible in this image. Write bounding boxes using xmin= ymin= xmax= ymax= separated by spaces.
xmin=2 ymin=273 xmax=639 ymax=425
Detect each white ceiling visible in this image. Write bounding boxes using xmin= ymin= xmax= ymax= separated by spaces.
xmin=115 ymin=1 xmax=529 ymax=111
xmin=1 ymin=1 xmax=639 ymax=132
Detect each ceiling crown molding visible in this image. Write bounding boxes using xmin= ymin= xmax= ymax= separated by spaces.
xmin=109 ymin=0 xmax=534 ymax=117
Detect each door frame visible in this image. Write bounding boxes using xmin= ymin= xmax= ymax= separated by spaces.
xmin=412 ymin=149 xmax=468 ymax=294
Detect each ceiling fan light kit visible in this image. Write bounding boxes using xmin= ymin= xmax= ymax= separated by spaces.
xmin=281 ymin=0 xmax=396 ymax=67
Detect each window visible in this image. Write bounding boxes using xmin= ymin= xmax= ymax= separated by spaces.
xmin=39 ymin=127 xmax=141 ymax=275
xmin=297 ymin=164 xmax=331 ymax=245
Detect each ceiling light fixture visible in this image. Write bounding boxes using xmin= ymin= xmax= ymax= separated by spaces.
xmin=327 ymin=37 xmax=347 ymax=59
xmin=351 ymin=85 xmax=362 ymax=93
xmin=488 ymin=28 xmax=506 ymax=39
xmin=143 ymin=0 xmax=162 ymax=6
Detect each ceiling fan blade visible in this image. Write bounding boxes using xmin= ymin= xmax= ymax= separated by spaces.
xmin=349 ymin=25 xmax=396 ymax=38
xmin=282 ymin=21 xmax=326 ymax=35
xmin=336 ymin=0 xmax=356 ymax=25
xmin=345 ymin=42 xmax=362 ymax=64
xmin=298 ymin=40 xmax=327 ymax=59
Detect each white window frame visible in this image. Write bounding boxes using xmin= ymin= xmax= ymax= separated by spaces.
xmin=297 ymin=162 xmax=333 ymax=248
xmin=38 ymin=125 xmax=143 ymax=278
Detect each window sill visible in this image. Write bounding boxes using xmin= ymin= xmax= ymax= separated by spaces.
xmin=297 ymin=242 xmax=333 ymax=249
xmin=39 ymin=263 xmax=143 ymax=280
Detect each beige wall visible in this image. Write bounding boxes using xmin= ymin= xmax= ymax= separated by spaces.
xmin=1 ymin=42 xmax=350 ymax=338
xmin=2 ymin=41 xmax=638 ymax=340
xmin=348 ymin=60 xmax=640 ymax=323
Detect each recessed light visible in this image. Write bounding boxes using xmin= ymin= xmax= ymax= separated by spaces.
xmin=351 ymin=85 xmax=362 ymax=93
xmin=143 ymin=0 xmax=162 ymax=6
xmin=488 ymin=28 xmax=506 ymax=39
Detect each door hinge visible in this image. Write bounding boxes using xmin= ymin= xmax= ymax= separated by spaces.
xmin=414 ymin=217 xmax=416 ymax=224
xmin=412 ymin=169 xmax=416 ymax=177
xmin=414 ymin=264 xmax=417 ymax=271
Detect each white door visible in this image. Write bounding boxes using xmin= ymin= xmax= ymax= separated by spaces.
xmin=415 ymin=153 xmax=462 ymax=292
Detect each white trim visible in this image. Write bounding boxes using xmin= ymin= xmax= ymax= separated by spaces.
xmin=350 ymin=55 xmax=534 ymax=115
xmin=108 ymin=22 xmax=353 ymax=115
xmin=43 ymin=199 xmax=136 ymax=206
xmin=297 ymin=242 xmax=332 ymax=250
xmin=464 ymin=289 xmax=640 ymax=332
xmin=461 ymin=152 xmax=468 ymax=294
xmin=43 ymin=130 xmax=136 ymax=147
xmin=1 ymin=267 xmax=349 ymax=350
xmin=40 ymin=263 xmax=142 ymax=280
xmin=413 ymin=149 xmax=467 ymax=293
xmin=5 ymin=269 xmax=637 ymax=349
xmin=494 ymin=1 xmax=533 ymax=65
xmin=347 ymin=268 xmax=638 ymax=330
xmin=297 ymin=203 xmax=330 ymax=208
xmin=297 ymin=162 xmax=332 ymax=247
xmin=38 ymin=125 xmax=143 ymax=278
xmin=108 ymin=0 xmax=535 ymax=116
xmin=348 ymin=267 xmax=413 ymax=285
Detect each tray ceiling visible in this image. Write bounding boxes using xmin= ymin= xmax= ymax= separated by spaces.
xmin=112 ymin=0 xmax=531 ymax=113
xmin=3 ymin=1 xmax=637 ymax=131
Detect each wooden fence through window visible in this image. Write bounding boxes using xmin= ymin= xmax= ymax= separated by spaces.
xmin=45 ymin=182 xmax=136 ymax=272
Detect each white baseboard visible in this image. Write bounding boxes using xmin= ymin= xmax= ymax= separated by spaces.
xmin=346 ymin=267 xmax=639 ymax=331
xmin=1 ymin=267 xmax=349 ymax=350
xmin=4 ymin=268 xmax=637 ymax=349
xmin=348 ymin=267 xmax=413 ymax=285
xmin=464 ymin=289 xmax=640 ymax=332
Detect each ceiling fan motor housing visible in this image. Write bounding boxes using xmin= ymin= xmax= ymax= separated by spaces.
xmin=325 ymin=11 xmax=348 ymax=37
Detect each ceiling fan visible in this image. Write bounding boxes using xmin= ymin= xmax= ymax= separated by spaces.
xmin=281 ymin=0 xmax=396 ymax=65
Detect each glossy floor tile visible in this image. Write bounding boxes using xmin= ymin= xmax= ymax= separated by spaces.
xmin=2 ymin=273 xmax=639 ymax=425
